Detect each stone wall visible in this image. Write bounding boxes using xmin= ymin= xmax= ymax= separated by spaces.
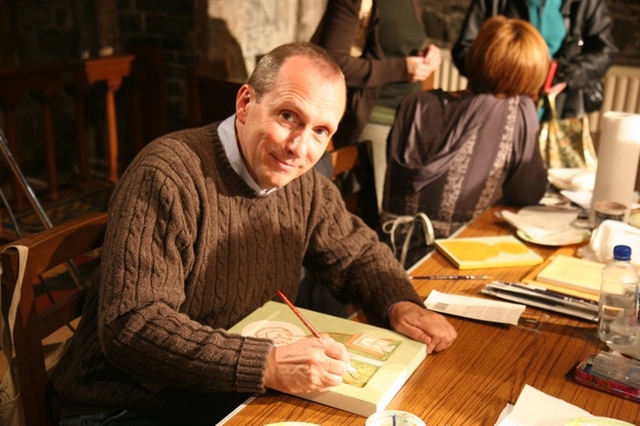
xmin=113 ymin=0 xmax=327 ymax=130
xmin=1 ymin=0 xmax=638 ymax=176
xmin=201 ymin=0 xmax=327 ymax=78
xmin=423 ymin=0 xmax=640 ymax=66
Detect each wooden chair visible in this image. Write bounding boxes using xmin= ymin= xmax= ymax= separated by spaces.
xmin=328 ymin=140 xmax=378 ymax=229
xmin=295 ymin=141 xmax=377 ymax=317
xmin=187 ymin=61 xmax=244 ymax=127
xmin=0 ymin=211 xmax=108 ymax=426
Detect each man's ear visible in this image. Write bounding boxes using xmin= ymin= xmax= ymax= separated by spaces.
xmin=235 ymin=84 xmax=252 ymax=124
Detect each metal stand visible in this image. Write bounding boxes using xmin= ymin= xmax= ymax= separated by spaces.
xmin=0 ymin=129 xmax=55 ymax=230
xmin=0 ymin=127 xmax=84 ymax=288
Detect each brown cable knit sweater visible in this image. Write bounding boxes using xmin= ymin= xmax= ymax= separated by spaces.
xmin=51 ymin=123 xmax=422 ymax=425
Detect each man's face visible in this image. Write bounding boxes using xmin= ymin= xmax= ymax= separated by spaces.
xmin=235 ymin=56 xmax=346 ymax=190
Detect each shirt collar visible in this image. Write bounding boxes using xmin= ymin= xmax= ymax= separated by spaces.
xmin=218 ymin=115 xmax=280 ymax=196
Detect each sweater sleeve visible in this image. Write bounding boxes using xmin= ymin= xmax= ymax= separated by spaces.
xmin=316 ymin=0 xmax=409 ymax=89
xmin=98 ymin=138 xmax=273 ymax=394
xmin=303 ymin=173 xmax=424 ymax=325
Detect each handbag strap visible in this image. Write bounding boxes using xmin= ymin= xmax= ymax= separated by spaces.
xmin=381 ymin=213 xmax=435 ymax=268
xmin=0 ymin=245 xmax=29 ymax=369
xmin=545 ymin=93 xmax=559 ymax=120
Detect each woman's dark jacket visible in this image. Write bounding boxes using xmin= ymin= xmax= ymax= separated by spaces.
xmin=451 ymin=0 xmax=617 ymax=118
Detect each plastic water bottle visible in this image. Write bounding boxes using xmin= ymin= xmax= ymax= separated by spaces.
xmin=598 ymin=245 xmax=639 ymax=346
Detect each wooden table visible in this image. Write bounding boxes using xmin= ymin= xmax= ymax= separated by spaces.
xmin=0 ymin=55 xmax=133 ymax=211
xmin=83 ymin=55 xmax=134 ymax=183
xmin=222 ymin=206 xmax=640 ymax=425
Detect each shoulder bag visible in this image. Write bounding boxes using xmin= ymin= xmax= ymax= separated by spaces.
xmin=0 ymin=245 xmax=72 ymax=426
xmin=0 ymin=246 xmax=28 ymax=426
xmin=538 ymin=93 xmax=598 ymax=169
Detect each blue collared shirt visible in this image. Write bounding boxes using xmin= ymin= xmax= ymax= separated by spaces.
xmin=218 ymin=115 xmax=280 ymax=197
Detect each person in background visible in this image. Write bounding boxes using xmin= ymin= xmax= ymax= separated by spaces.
xmin=451 ymin=0 xmax=617 ymax=119
xmin=382 ymin=16 xmax=550 ymax=266
xmin=51 ymin=42 xmax=456 ymax=426
xmin=313 ymin=0 xmax=441 ymax=213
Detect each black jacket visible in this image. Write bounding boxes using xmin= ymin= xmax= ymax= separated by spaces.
xmin=451 ymin=0 xmax=618 ymax=118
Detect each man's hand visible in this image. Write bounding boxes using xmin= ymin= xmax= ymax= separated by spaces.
xmin=388 ymin=301 xmax=457 ymax=354
xmin=263 ymin=337 xmax=350 ymax=393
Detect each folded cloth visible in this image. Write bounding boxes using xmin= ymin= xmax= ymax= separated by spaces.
xmin=579 ymin=219 xmax=640 ymax=266
xmin=501 ymin=207 xmax=586 ymax=245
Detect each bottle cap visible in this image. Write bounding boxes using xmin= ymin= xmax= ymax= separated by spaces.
xmin=613 ymin=245 xmax=632 ymax=261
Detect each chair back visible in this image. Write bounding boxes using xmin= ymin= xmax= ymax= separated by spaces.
xmin=0 ymin=211 xmax=107 ymax=426
xmin=187 ymin=61 xmax=244 ymax=127
xmin=328 ymin=140 xmax=377 ymax=228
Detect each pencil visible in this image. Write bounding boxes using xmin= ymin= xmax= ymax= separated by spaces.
xmin=408 ymin=275 xmax=491 ymax=280
xmin=275 ymin=289 xmax=323 ymax=339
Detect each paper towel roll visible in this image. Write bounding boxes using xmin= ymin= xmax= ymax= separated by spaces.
xmin=590 ymin=111 xmax=640 ymax=223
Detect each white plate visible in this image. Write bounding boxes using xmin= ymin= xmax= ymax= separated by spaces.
xmin=562 ymin=416 xmax=634 ymax=426
xmin=517 ymin=228 xmax=591 ymax=247
xmin=503 ymin=206 xmax=591 ymax=246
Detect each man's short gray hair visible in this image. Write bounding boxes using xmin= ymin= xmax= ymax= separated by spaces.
xmin=248 ymin=41 xmax=345 ymax=101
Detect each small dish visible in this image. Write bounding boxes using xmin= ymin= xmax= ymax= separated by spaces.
xmin=265 ymin=423 xmax=320 ymax=426
xmin=366 ymin=410 xmax=426 ymax=426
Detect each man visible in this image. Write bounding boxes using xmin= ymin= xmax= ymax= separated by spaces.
xmin=52 ymin=42 xmax=456 ymax=426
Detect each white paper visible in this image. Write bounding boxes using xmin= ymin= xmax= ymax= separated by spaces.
xmin=559 ymin=190 xmax=640 ymax=212
xmin=424 ymin=290 xmax=525 ymax=325
xmin=496 ymin=384 xmax=590 ymax=426
xmin=560 ymin=190 xmax=593 ymax=210
xmin=548 ymin=168 xmax=596 ymax=191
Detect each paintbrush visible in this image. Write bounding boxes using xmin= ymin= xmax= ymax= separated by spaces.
xmin=276 ymin=289 xmax=357 ymax=378
xmin=276 ymin=289 xmax=323 ymax=338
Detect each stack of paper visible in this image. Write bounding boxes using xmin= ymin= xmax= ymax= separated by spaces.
xmin=535 ymin=255 xmax=603 ymax=296
xmin=481 ymin=281 xmax=599 ymax=321
xmin=524 ymin=255 xmax=604 ymax=303
xmin=495 ymin=384 xmax=634 ymax=426
xmin=496 ymin=384 xmax=590 ymax=425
